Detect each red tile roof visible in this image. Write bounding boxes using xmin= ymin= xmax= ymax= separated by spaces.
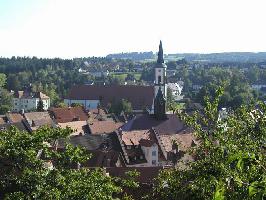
xmin=88 ymin=121 xmax=123 ymax=134
xmin=49 ymin=107 xmax=88 ymax=123
xmin=6 ymin=113 xmax=24 ymax=123
xmin=121 ymin=129 xmax=155 ymax=146
xmin=66 ymin=85 xmax=154 ymax=110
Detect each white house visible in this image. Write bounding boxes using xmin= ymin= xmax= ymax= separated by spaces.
xmin=167 ymin=82 xmax=184 ymax=101
xmin=12 ymin=91 xmax=50 ymax=112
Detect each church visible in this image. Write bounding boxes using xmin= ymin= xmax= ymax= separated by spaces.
xmin=64 ymin=41 xmax=168 ymax=114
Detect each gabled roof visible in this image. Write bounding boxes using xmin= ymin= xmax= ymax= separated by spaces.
xmin=49 ymin=107 xmax=88 ymax=123
xmin=58 ymin=132 xmax=122 ymax=152
xmin=0 ymin=120 xmax=32 ymax=133
xmin=88 ymin=121 xmax=123 ymax=135
xmin=24 ymin=111 xmax=53 ymax=130
xmin=13 ymin=91 xmax=49 ymax=99
xmin=58 ymin=121 xmax=90 ymax=135
xmin=66 ymin=85 xmax=154 ymax=110
xmin=127 ymin=114 xmax=186 ymax=135
xmin=6 ymin=113 xmax=24 ymax=123
xmin=33 ymin=92 xmax=50 ymax=99
xmin=121 ymin=129 xmax=155 ymax=146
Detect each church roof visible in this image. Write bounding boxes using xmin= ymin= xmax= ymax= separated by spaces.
xmin=126 ymin=114 xmax=187 ymax=135
xmin=66 ymin=85 xmax=154 ymax=111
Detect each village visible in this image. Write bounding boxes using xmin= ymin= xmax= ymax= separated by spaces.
xmin=0 ymin=42 xmax=198 ymax=190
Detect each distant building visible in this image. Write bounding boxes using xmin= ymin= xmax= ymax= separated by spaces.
xmin=64 ymin=85 xmax=154 ymax=112
xmin=168 ymin=82 xmax=184 ymax=101
xmin=12 ymin=91 xmax=50 ymax=112
xmin=251 ymin=84 xmax=266 ymax=91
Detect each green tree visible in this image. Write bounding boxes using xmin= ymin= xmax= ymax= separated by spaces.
xmin=0 ymin=89 xmax=12 ymax=114
xmin=0 ymin=126 xmax=121 ymax=199
xmin=153 ymin=87 xmax=266 ymax=200
xmin=37 ymin=99 xmax=44 ymax=111
xmin=71 ymin=103 xmax=83 ymax=107
xmin=110 ymin=99 xmax=132 ymax=115
xmin=0 ymin=73 xmax=7 ymax=88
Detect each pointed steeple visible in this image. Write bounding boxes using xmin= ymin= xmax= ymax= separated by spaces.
xmin=157 ymin=40 xmax=164 ymax=64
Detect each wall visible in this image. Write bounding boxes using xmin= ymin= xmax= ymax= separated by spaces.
xmin=64 ymin=99 xmax=100 ymax=110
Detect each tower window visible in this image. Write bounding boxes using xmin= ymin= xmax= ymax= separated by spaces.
xmin=158 ymin=76 xmax=162 ymax=84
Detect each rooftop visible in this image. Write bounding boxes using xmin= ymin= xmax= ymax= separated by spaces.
xmin=125 ymin=114 xmax=187 ymax=135
xmin=49 ymin=106 xmax=88 ymax=123
xmin=24 ymin=111 xmax=53 ymax=130
xmin=58 ymin=121 xmax=90 ymax=135
xmin=6 ymin=113 xmax=24 ymax=123
xmin=88 ymin=120 xmax=123 ymax=135
xmin=66 ymin=85 xmax=154 ymax=111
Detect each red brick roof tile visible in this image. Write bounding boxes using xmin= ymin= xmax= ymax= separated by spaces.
xmin=49 ymin=107 xmax=88 ymax=123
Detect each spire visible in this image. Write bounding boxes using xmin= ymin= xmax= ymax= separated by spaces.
xmin=157 ymin=40 xmax=164 ymax=64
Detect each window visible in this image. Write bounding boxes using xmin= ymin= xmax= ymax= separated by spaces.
xmin=152 ymin=151 xmax=156 ymax=156
xmin=158 ymin=75 xmax=161 ymax=84
xmin=152 ymin=160 xmax=156 ymax=165
xmin=127 ymin=145 xmax=131 ymax=150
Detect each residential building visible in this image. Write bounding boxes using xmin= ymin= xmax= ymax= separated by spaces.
xmin=55 ymin=132 xmax=124 ymax=167
xmin=49 ymin=107 xmax=88 ymax=123
xmin=87 ymin=108 xmax=124 ymax=135
xmin=12 ymin=91 xmax=50 ymax=112
xmin=24 ymin=111 xmax=55 ymax=131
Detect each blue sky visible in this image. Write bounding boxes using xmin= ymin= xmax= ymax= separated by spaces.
xmin=1 ymin=0 xmax=266 ymax=58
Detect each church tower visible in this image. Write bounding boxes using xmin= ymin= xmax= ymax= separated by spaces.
xmin=152 ymin=41 xmax=167 ymax=117
xmin=153 ymin=41 xmax=167 ymax=107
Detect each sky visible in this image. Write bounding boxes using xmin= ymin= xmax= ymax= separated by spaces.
xmin=0 ymin=0 xmax=266 ymax=58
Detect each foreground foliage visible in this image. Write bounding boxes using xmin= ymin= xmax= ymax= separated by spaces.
xmin=0 ymin=127 xmax=121 ymax=199
xmin=154 ymin=87 xmax=266 ymax=199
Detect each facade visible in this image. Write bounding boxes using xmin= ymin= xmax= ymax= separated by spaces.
xmin=12 ymin=91 xmax=50 ymax=112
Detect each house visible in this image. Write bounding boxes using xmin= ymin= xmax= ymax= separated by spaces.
xmin=117 ymin=129 xmax=160 ymax=167
xmin=55 ymin=132 xmax=124 ymax=167
xmin=0 ymin=120 xmax=32 ymax=133
xmin=49 ymin=107 xmax=88 ymax=123
xmin=6 ymin=113 xmax=24 ymax=123
xmin=24 ymin=112 xmax=55 ymax=131
xmin=64 ymin=85 xmax=154 ymax=112
xmin=12 ymin=90 xmax=50 ymax=112
xmin=251 ymin=84 xmax=266 ymax=91
xmin=49 ymin=107 xmax=89 ymax=135
xmin=167 ymin=82 xmax=184 ymax=100
xmin=87 ymin=108 xmax=124 ymax=134
xmin=58 ymin=121 xmax=90 ymax=135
